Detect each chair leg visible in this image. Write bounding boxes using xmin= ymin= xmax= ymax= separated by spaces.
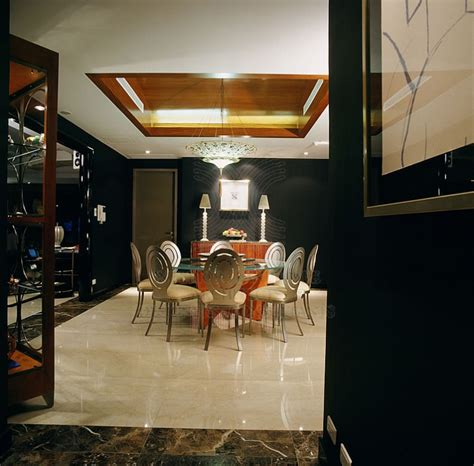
xmin=294 ymin=301 xmax=304 ymax=336
xmin=153 ymin=300 xmax=156 ymax=312
xmin=145 ymin=300 xmax=156 ymax=336
xmin=272 ymin=303 xmax=275 ymax=328
xmin=235 ymin=310 xmax=242 ymax=351
xmin=166 ymin=303 xmax=173 ymax=342
xmin=241 ymin=305 xmax=246 ymax=338
xmin=204 ymin=312 xmax=214 ymax=351
xmin=132 ymin=290 xmax=143 ymax=324
xmin=305 ymin=292 xmax=315 ymax=326
xmin=281 ymin=304 xmax=287 ymax=343
xmin=248 ymin=300 xmax=253 ymax=335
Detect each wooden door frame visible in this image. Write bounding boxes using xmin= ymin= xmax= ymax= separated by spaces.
xmin=132 ymin=168 xmax=178 ymax=249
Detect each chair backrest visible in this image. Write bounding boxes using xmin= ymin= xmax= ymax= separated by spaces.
xmin=160 ymin=240 xmax=181 ymax=267
xmin=265 ymin=242 xmax=286 ymax=268
xmin=282 ymin=247 xmax=305 ymax=298
xmin=204 ymin=248 xmax=244 ymax=306
xmin=146 ymin=246 xmax=173 ymax=299
xmin=210 ymin=240 xmax=232 ymax=253
xmin=130 ymin=242 xmax=142 ymax=285
xmin=305 ymin=244 xmax=319 ymax=286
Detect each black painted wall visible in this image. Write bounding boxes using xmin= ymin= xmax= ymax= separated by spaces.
xmin=0 ymin=0 xmax=11 ymax=453
xmin=58 ymin=118 xmax=132 ymax=295
xmin=135 ymin=157 xmax=329 ymax=287
xmin=323 ymin=2 xmax=473 ymax=466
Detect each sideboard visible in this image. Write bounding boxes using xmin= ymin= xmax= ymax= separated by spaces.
xmin=191 ymin=240 xmax=272 ymax=259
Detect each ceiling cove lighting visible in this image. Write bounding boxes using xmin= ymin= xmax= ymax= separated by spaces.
xmin=303 ymin=79 xmax=324 ymax=115
xmin=116 ymin=77 xmax=144 ymax=113
xmin=186 ymin=79 xmax=256 ymax=173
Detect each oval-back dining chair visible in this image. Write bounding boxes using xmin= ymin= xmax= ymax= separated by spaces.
xmin=265 ymin=242 xmax=286 ymax=285
xmin=200 ymin=248 xmax=246 ymax=351
xmin=249 ymin=247 xmax=305 ymax=342
xmin=145 ymin=246 xmax=201 ymax=340
xmin=160 ymin=240 xmax=196 ymax=285
xmin=274 ymin=243 xmax=319 ymax=325
xmin=130 ymin=242 xmax=154 ymax=324
xmin=210 ymin=240 xmax=232 ymax=253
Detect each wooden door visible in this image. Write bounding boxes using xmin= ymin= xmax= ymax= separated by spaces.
xmin=133 ymin=169 xmax=177 ymax=279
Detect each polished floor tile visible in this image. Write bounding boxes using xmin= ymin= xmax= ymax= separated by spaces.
xmin=8 ymin=288 xmax=327 ymax=431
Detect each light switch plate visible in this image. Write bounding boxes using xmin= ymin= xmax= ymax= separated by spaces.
xmin=340 ymin=443 xmax=352 ymax=466
xmin=326 ymin=416 xmax=337 ymax=445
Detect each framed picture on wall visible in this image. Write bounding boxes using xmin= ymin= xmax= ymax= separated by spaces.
xmin=220 ymin=179 xmax=250 ymax=211
xmin=362 ymin=0 xmax=474 ymax=216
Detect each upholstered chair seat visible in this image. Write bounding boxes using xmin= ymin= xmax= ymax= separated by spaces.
xmin=201 ymin=290 xmax=246 ymax=306
xmin=173 ymin=272 xmax=196 ymax=285
xmin=154 ymin=284 xmax=201 ymax=301
xmin=137 ymin=279 xmax=153 ymax=292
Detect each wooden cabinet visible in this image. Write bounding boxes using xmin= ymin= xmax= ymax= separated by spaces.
xmin=7 ymin=36 xmax=58 ymax=407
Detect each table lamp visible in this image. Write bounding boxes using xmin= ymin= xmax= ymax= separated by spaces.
xmin=199 ymin=194 xmax=211 ymax=241
xmin=258 ymin=194 xmax=270 ymax=242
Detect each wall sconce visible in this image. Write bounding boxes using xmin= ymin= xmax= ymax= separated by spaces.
xmin=258 ymin=194 xmax=270 ymax=242
xmin=199 ymin=194 xmax=211 ymax=241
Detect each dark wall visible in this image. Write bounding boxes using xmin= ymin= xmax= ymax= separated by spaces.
xmin=58 ymin=117 xmax=132 ymax=295
xmin=0 ymin=0 xmax=11 ymax=454
xmin=323 ymin=2 xmax=473 ymax=466
xmin=135 ymin=157 xmax=329 ymax=286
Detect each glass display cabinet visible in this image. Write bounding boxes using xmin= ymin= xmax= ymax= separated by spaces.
xmin=7 ymin=35 xmax=58 ymax=407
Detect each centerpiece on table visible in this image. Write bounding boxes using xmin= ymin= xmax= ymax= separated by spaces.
xmin=222 ymin=227 xmax=247 ymax=241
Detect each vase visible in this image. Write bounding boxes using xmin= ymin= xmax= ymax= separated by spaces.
xmin=54 ymin=223 xmax=64 ymax=248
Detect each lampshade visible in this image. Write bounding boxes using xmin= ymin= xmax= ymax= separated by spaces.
xmin=199 ymin=193 xmax=211 ymax=209
xmin=258 ymin=195 xmax=270 ymax=210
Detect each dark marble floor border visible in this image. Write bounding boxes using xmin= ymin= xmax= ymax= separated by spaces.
xmin=1 ymin=425 xmax=323 ymax=465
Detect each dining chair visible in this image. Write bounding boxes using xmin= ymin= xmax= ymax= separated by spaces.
xmin=274 ymin=244 xmax=319 ymax=326
xmin=249 ymin=247 xmax=305 ymax=342
xmin=130 ymin=242 xmax=154 ymax=324
xmin=160 ymin=240 xmax=196 ymax=285
xmin=145 ymin=246 xmax=201 ymax=340
xmin=200 ymin=248 xmax=246 ymax=351
xmin=210 ymin=240 xmax=232 ymax=253
xmin=265 ymin=242 xmax=286 ymax=285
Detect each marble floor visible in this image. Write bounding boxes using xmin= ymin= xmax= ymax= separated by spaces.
xmin=8 ymin=288 xmax=327 ymax=432
xmin=1 ymin=425 xmax=326 ymax=465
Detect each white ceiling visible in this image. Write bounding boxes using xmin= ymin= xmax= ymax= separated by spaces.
xmin=10 ymin=0 xmax=329 ymax=160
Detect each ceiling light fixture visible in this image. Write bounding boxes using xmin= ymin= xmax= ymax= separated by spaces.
xmin=186 ymin=79 xmax=256 ymax=173
xmin=145 ymin=150 xmax=151 ymax=154
xmin=34 ymin=105 xmax=45 ymax=111
xmin=303 ymin=151 xmax=309 ymax=155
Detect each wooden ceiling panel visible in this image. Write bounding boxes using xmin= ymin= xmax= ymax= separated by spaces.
xmin=87 ymin=72 xmax=329 ymax=138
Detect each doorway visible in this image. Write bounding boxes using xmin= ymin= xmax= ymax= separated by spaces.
xmin=133 ymin=169 xmax=177 ymax=278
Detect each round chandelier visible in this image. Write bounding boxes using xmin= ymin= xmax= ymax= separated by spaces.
xmin=186 ymin=79 xmax=257 ymax=173
xmin=186 ymin=139 xmax=257 ymax=172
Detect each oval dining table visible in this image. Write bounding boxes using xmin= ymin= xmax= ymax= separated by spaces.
xmin=176 ymin=258 xmax=284 ymax=323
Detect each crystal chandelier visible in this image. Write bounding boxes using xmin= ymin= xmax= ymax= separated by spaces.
xmin=186 ymin=79 xmax=256 ymax=173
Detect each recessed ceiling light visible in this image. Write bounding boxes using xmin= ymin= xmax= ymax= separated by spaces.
xmin=145 ymin=150 xmax=151 ymax=154
xmin=242 ymin=135 xmax=251 ymax=138
xmin=303 ymin=151 xmax=309 ymax=156
xmin=34 ymin=105 xmax=45 ymax=111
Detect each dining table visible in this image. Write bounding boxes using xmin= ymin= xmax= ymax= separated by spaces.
xmin=176 ymin=257 xmax=284 ymax=321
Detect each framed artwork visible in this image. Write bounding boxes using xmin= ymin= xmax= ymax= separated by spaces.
xmin=363 ymin=0 xmax=473 ymax=216
xmin=220 ymin=179 xmax=250 ymax=211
